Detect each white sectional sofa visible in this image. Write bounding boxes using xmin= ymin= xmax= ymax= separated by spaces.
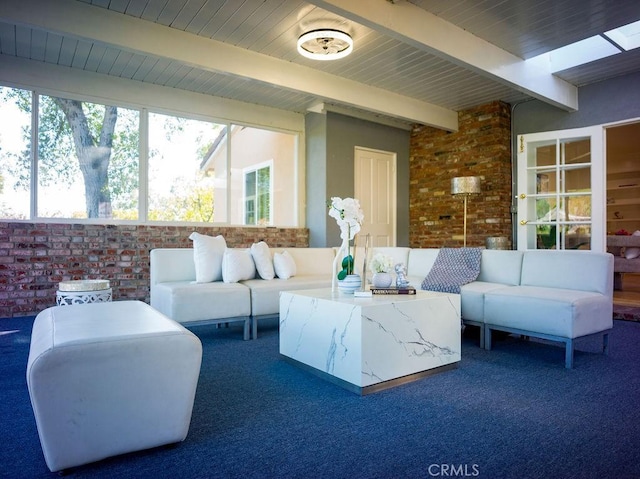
xmin=150 ymin=245 xmax=614 ymax=368
xmin=372 ymin=247 xmax=614 ymax=368
xmin=150 ymin=247 xmax=335 ymax=340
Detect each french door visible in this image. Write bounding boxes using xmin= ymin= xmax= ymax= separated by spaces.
xmin=516 ymin=126 xmax=605 ymax=251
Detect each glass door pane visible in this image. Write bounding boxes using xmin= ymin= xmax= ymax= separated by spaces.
xmin=517 ymin=126 xmax=604 ymax=251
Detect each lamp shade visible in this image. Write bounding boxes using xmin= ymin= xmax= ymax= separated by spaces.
xmin=451 ymin=176 xmax=481 ymax=195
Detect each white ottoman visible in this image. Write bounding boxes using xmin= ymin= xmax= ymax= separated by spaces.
xmin=26 ymin=301 xmax=203 ymax=472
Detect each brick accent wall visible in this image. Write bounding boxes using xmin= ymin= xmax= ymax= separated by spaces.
xmin=0 ymin=223 xmax=308 ymax=318
xmin=409 ymin=101 xmax=512 ymax=248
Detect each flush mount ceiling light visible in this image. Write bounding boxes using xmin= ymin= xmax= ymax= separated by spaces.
xmin=297 ymin=29 xmax=353 ymax=61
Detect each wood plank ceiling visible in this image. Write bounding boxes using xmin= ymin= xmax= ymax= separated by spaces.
xmin=0 ymin=0 xmax=639 ymax=130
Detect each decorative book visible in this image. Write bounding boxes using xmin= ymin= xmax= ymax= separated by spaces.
xmin=370 ymin=286 xmax=416 ymax=295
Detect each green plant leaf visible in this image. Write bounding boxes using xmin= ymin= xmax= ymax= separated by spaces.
xmin=337 ymin=269 xmax=347 ymax=280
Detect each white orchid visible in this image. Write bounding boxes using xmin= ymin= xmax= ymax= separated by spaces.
xmin=328 ymin=197 xmax=365 ymax=281
xmin=328 ymin=197 xmax=364 ymax=241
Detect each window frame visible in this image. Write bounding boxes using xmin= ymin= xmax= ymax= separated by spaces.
xmin=242 ymin=160 xmax=273 ymax=226
xmin=0 ymin=83 xmax=300 ymax=227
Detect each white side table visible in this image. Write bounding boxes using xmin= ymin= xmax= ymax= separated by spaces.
xmin=56 ymin=280 xmax=112 ymax=306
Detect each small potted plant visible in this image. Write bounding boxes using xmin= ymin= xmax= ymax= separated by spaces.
xmin=370 ymin=253 xmax=394 ymax=288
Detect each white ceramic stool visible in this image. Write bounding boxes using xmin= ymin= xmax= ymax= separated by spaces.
xmin=56 ymin=279 xmax=112 ymax=305
xmin=26 ymin=300 xmax=202 ymax=472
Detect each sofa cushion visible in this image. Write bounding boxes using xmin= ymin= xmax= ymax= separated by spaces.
xmin=222 ymin=248 xmax=256 ymax=283
xmin=150 ymin=248 xmax=196 ymax=285
xmin=459 ymin=281 xmax=508 ymax=322
xmin=273 ymin=250 xmax=296 ymax=279
xmin=251 ymin=242 xmax=275 ymax=280
xmin=274 ymin=248 xmax=336 ymax=276
xmin=520 ymin=250 xmax=613 ymax=296
xmin=484 ymin=285 xmax=613 ymax=338
xmin=188 ymin=232 xmax=226 ymax=283
xmin=151 ymin=281 xmax=251 ymax=322
xmin=243 ymin=276 xmax=331 ymax=316
xmin=407 ymin=248 xmax=439 ymax=276
xmin=477 ymin=250 xmax=523 ymax=285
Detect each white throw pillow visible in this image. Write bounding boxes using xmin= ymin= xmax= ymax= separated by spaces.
xmin=274 ymin=250 xmax=296 ymax=279
xmin=222 ymin=248 xmax=256 ymax=283
xmin=251 ymin=241 xmax=275 ymax=280
xmin=626 ymin=248 xmax=640 ymax=259
xmin=189 ymin=232 xmax=226 ymax=283
xmin=625 ymin=231 xmax=640 ymax=259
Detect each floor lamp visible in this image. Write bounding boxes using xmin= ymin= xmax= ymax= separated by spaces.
xmin=451 ymin=176 xmax=481 ymax=247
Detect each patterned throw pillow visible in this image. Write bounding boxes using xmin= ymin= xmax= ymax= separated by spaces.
xmin=421 ymin=247 xmax=483 ymax=294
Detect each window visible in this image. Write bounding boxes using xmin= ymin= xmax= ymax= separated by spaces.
xmin=0 ymin=86 xmax=298 ymax=226
xmin=0 ymin=87 xmax=140 ymax=220
xmin=244 ymin=163 xmax=271 ymax=225
xmin=36 ymin=95 xmax=140 ymax=219
xmin=0 ymin=87 xmax=30 ymax=220
xmin=147 ymin=113 xmax=225 ymax=223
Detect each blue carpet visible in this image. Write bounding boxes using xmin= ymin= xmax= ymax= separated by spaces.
xmin=1 ymin=316 xmax=639 ymax=479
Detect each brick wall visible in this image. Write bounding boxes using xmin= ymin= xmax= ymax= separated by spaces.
xmin=0 ymin=223 xmax=308 ymax=318
xmin=409 ymin=101 xmax=512 ymax=248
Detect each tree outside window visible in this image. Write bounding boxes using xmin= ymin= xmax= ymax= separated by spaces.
xmin=0 ymin=87 xmax=139 ymax=219
xmin=147 ymin=112 xmax=225 ymax=223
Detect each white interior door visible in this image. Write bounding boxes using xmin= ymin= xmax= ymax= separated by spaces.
xmin=354 ymin=146 xmax=397 ymax=246
xmin=516 ymin=126 xmax=605 ymax=251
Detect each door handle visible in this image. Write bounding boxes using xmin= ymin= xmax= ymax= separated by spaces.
xmin=518 ymin=193 xmax=526 ymax=199
xmin=520 ymin=220 xmax=528 ymax=225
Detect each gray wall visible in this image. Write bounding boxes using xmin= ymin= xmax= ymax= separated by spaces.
xmin=513 ymin=71 xmax=640 ymax=135
xmin=305 ymin=112 xmax=329 ymax=248
xmin=305 ymin=111 xmax=411 ymax=247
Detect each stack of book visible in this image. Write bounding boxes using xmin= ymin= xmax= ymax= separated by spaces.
xmin=370 ymin=286 xmax=416 ymax=295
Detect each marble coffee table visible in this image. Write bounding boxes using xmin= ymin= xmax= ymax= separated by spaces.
xmin=279 ymin=288 xmax=461 ymax=395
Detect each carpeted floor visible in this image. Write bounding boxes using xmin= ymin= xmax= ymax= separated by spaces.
xmin=1 ymin=315 xmax=639 ymax=479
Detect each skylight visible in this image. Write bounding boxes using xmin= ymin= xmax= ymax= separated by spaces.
xmin=531 ymin=19 xmax=640 ymax=73
xmin=604 ymin=20 xmax=640 ymax=51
